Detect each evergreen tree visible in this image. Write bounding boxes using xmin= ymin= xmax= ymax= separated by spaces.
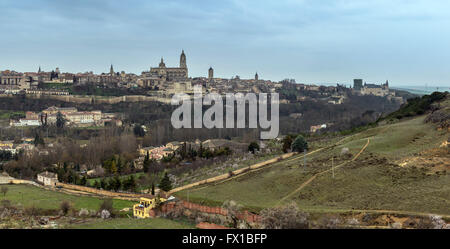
xmin=110 ymin=160 xmax=118 ymax=175
xmin=80 ymin=176 xmax=87 ymax=186
xmin=117 ymin=156 xmax=123 ymax=174
xmin=292 ymin=135 xmax=308 ymax=153
xmin=248 ymin=141 xmax=260 ymax=154
xmin=100 ymin=178 xmax=107 ymax=189
xmin=113 ymin=175 xmax=122 ymax=191
xmin=133 ymin=124 xmax=145 ymax=137
xmin=93 ymin=180 xmax=100 ymax=189
xmin=143 ymin=151 xmax=150 ymax=173
xmin=158 ymin=172 xmax=172 ymax=192
xmin=128 ymin=175 xmax=137 ymax=192
xmin=56 ymin=111 xmax=66 ymax=129
xmin=33 ymin=132 xmax=45 ymax=147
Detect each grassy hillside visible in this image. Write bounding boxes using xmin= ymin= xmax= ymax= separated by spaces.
xmin=383 ymin=91 xmax=448 ymax=120
xmin=176 ymin=112 xmax=450 ymax=215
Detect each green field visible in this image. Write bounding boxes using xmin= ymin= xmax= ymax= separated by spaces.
xmin=67 ymin=218 xmax=195 ymax=229
xmin=1 ymin=185 xmax=134 ymax=211
xmin=176 ymin=115 xmax=450 ymax=215
xmin=0 ymin=110 xmax=25 ymax=120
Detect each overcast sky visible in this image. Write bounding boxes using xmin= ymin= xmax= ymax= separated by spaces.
xmin=1 ymin=0 xmax=449 ymax=86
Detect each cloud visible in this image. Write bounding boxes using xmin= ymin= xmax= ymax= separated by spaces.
xmin=0 ymin=0 xmax=449 ymax=85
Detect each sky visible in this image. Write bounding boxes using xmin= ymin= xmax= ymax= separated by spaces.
xmin=1 ymin=0 xmax=450 ymax=87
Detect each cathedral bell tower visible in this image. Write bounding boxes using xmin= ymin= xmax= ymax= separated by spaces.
xmin=180 ymin=50 xmax=187 ymax=68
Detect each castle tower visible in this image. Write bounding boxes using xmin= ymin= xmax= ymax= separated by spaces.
xmin=180 ymin=50 xmax=187 ymax=68
xmin=208 ymin=67 xmax=214 ymax=80
xmin=255 ymin=72 xmax=259 ymax=81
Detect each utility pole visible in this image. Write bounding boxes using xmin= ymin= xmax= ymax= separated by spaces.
xmin=303 ymin=149 xmax=307 ymax=171
xmin=332 ymin=156 xmax=334 ymax=179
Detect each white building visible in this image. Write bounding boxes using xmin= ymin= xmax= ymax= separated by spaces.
xmin=37 ymin=171 xmax=59 ymax=186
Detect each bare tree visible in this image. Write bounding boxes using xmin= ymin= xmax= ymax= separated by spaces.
xmin=222 ymin=200 xmax=243 ymax=228
xmin=260 ymin=202 xmax=309 ymax=229
xmin=1 ymin=186 xmax=8 ymax=197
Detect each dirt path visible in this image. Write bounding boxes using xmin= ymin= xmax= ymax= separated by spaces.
xmin=189 ymin=148 xmax=327 ymax=193
xmin=171 ymin=133 xmax=365 ymax=194
xmin=168 ymin=152 xmax=299 ymax=194
xmin=278 ymin=138 xmax=370 ymax=204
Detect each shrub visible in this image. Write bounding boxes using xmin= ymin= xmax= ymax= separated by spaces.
xmin=222 ymin=200 xmax=243 ymax=228
xmin=317 ymin=215 xmax=341 ymax=229
xmin=292 ymin=135 xmax=308 ymax=153
xmin=101 ymin=209 xmax=111 ymax=219
xmin=248 ymin=142 xmax=260 ymax=154
xmin=1 ymin=186 xmax=8 ymax=197
xmin=1 ymin=199 xmax=11 ymax=209
xmin=99 ymin=199 xmax=114 ymax=214
xmin=60 ymin=201 xmax=72 ymax=216
xmin=25 ymin=205 xmax=41 ymax=217
xmin=260 ymin=202 xmax=309 ymax=229
xmin=78 ymin=208 xmax=89 ymax=217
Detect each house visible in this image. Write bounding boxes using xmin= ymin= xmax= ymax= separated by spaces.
xmin=37 ymin=171 xmax=59 ymax=186
xmin=166 ymin=141 xmax=182 ymax=151
xmin=139 ymin=145 xmax=176 ymax=161
xmin=139 ymin=146 xmax=155 ymax=157
xmin=133 ymin=196 xmax=167 ymax=218
xmin=310 ymin=124 xmax=327 ymax=133
xmin=10 ymin=118 xmax=41 ymax=127
xmin=0 ymin=141 xmax=16 ymax=155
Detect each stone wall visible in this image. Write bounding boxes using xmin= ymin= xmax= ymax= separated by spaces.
xmin=0 ymin=94 xmax=172 ymax=105
xmin=159 ymin=200 xmax=261 ymax=225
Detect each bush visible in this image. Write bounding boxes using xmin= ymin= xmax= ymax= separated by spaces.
xmin=25 ymin=205 xmax=41 ymax=217
xmin=78 ymin=208 xmax=89 ymax=217
xmin=317 ymin=215 xmax=341 ymax=229
xmin=292 ymin=135 xmax=308 ymax=152
xmin=260 ymin=202 xmax=309 ymax=229
xmin=0 ymin=199 xmax=11 ymax=209
xmin=60 ymin=201 xmax=72 ymax=216
xmin=99 ymin=199 xmax=114 ymax=214
xmin=1 ymin=186 xmax=8 ymax=197
xmin=248 ymin=142 xmax=260 ymax=154
xmin=101 ymin=209 xmax=111 ymax=219
xmin=222 ymin=200 xmax=243 ymax=228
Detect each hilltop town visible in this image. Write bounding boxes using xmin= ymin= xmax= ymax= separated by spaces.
xmin=0 ymin=50 xmax=405 ymax=103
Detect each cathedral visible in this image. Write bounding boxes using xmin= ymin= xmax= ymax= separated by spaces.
xmin=138 ymin=50 xmax=190 ymax=91
xmin=149 ymin=50 xmax=188 ymax=81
